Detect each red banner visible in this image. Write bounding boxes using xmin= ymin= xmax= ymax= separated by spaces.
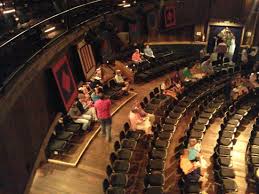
xmin=164 ymin=4 xmax=176 ymax=29
xmin=52 ymin=55 xmax=78 ymax=111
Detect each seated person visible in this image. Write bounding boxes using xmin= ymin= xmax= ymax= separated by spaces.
xmin=180 ymin=149 xmax=203 ymax=182
xmin=132 ymin=49 xmax=144 ymax=64
xmin=68 ymin=102 xmax=92 ymax=131
xmin=182 ymin=67 xmax=193 ymax=81
xmin=88 ymin=77 xmax=103 ymax=90
xmin=144 ymin=44 xmax=155 ymax=59
xmin=134 ymin=100 xmax=155 ymax=124
xmin=201 ymin=58 xmax=214 ymax=75
xmin=161 ymin=78 xmax=178 ymax=100
xmin=91 ymin=87 xmax=102 ymax=103
xmin=78 ymin=93 xmax=98 ymax=121
xmin=129 ymin=106 xmax=153 ymax=135
xmin=114 ymin=70 xmax=130 ymax=94
xmin=188 ymin=138 xmax=201 ymax=161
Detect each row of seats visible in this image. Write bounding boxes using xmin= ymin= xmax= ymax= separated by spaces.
xmin=47 ymin=115 xmax=83 ymax=156
xmin=176 ymin=81 xmax=228 ymax=193
xmin=213 ymin=95 xmax=256 ymax=193
xmin=144 ymin=74 xmax=226 ymax=194
xmin=103 ymin=123 xmax=145 ymax=194
xmin=134 ymin=55 xmax=198 ymax=83
xmin=143 ymin=79 xmax=208 ymax=194
xmin=247 ymin=117 xmax=259 ymax=191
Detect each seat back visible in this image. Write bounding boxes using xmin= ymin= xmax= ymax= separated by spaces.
xmin=119 ymin=131 xmax=126 ymax=141
xmin=143 ymin=97 xmax=149 ymax=104
xmin=103 ymin=178 xmax=110 ymax=192
xmin=106 ymin=164 xmax=113 ymax=177
xmin=110 ymin=153 xmax=117 ymax=164
xmin=124 ymin=122 xmax=130 ymax=132
xmin=114 ymin=141 xmax=121 ymax=151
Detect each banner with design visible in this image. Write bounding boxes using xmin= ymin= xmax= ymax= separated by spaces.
xmin=52 ymin=55 xmax=78 ymax=111
xmin=163 ymin=4 xmax=176 ymax=29
xmin=77 ymin=40 xmax=96 ymax=79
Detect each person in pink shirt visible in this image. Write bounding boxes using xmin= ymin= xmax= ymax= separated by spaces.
xmin=94 ymin=92 xmax=112 ymax=142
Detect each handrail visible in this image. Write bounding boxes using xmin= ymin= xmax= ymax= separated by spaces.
xmin=0 ymin=0 xmax=104 ymax=48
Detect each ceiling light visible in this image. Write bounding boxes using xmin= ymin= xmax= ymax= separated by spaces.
xmin=15 ymin=17 xmax=19 ymax=21
xmin=246 ymin=31 xmax=252 ymax=37
xmin=44 ymin=26 xmax=56 ymax=33
xmin=196 ymin=32 xmax=202 ymax=36
xmin=3 ymin=9 xmax=15 ymax=14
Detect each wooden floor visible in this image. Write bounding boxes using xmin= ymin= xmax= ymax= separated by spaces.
xmin=29 ymin=74 xmax=258 ymax=194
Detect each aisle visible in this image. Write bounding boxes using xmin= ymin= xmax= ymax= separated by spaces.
xmin=232 ymin=117 xmax=254 ymax=193
xmin=201 ymin=118 xmax=222 ymax=193
xmin=29 ymin=76 xmax=167 ymax=194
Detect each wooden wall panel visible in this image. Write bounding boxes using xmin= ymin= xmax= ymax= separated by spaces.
xmin=0 ymin=70 xmax=58 ymax=194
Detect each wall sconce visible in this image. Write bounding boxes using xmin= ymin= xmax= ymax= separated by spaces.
xmin=246 ymin=31 xmax=252 ymax=37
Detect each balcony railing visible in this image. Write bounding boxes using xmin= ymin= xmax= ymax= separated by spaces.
xmin=0 ymin=0 xmax=118 ymax=93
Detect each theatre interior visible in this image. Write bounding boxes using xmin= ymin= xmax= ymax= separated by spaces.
xmin=1 ymin=0 xmax=259 ymax=194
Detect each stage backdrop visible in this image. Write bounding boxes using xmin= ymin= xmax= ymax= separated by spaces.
xmin=52 ymin=55 xmax=78 ymax=112
xmin=77 ymin=40 xmax=96 ymax=80
xmin=161 ymin=3 xmax=176 ymax=30
xmin=207 ymin=25 xmax=243 ymax=62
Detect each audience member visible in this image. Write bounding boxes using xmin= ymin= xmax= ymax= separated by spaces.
xmin=161 ymin=78 xmax=178 ymax=100
xmin=94 ymin=92 xmax=112 ymax=142
xmin=134 ymin=100 xmax=155 ymax=124
xmin=132 ymin=49 xmax=144 ymax=63
xmin=91 ymin=87 xmax=102 ymax=103
xmin=78 ymin=93 xmax=98 ymax=121
xmin=216 ymin=41 xmax=227 ymax=61
xmin=144 ymin=44 xmax=155 ymax=59
xmin=129 ymin=105 xmax=154 ymax=135
xmin=114 ymin=70 xmax=130 ymax=95
xmin=68 ymin=102 xmax=92 ymax=131
xmin=188 ymin=138 xmax=201 ymax=161
xmin=201 ymin=58 xmax=214 ymax=75
xmin=180 ymin=149 xmax=203 ymax=182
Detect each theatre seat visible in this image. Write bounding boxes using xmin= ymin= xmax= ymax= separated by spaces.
xmin=110 ymin=173 xmax=128 ymax=187
xmin=150 ymin=148 xmax=167 ymax=160
xmin=147 ymin=159 xmax=165 ymax=172
xmin=112 ymin=161 xmax=130 ymax=173
xmin=220 ymin=167 xmax=235 ymax=178
xmin=218 ymin=137 xmax=233 ymax=147
xmin=144 ymin=171 xmax=165 ymax=186
xmin=106 ymin=187 xmax=125 ymax=194
xmin=153 ymin=138 xmax=169 ymax=149
xmin=190 ymin=130 xmax=203 ymax=139
xmin=144 ymin=186 xmax=163 ymax=194
xmin=162 ymin=124 xmax=176 ymax=132
xmin=217 ymin=156 xmax=232 ymax=167
xmin=222 ymin=178 xmax=238 ymax=193
xmin=47 ymin=139 xmax=68 ymax=154
xmin=157 ymin=131 xmax=172 ymax=140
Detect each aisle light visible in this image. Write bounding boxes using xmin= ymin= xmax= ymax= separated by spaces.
xmin=3 ymin=9 xmax=15 ymax=14
xmin=123 ymin=3 xmax=131 ymax=7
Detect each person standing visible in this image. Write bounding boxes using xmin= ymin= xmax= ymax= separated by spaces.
xmin=94 ymin=92 xmax=112 ymax=142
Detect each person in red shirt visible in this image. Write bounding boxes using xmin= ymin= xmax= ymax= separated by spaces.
xmin=94 ymin=92 xmax=112 ymax=142
xmin=132 ymin=49 xmax=143 ymax=63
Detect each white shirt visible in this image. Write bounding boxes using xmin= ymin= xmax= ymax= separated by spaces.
xmin=115 ymin=74 xmax=124 ymax=83
xmin=144 ymin=47 xmax=155 ymax=58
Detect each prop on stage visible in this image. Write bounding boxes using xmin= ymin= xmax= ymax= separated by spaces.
xmin=52 ymin=55 xmax=78 ymax=112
